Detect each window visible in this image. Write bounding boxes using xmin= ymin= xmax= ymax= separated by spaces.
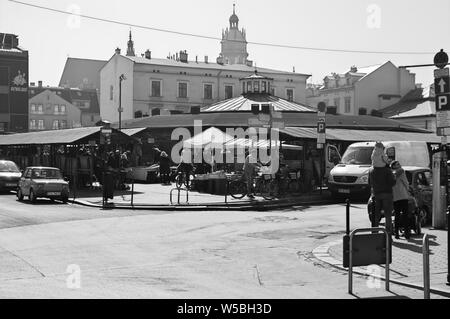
xmin=37 ymin=104 xmax=43 ymax=114
xmin=178 ymin=82 xmax=188 ymax=98
xmin=60 ymin=120 xmax=67 ymax=129
xmin=204 ymin=84 xmax=213 ymax=100
xmin=30 ymin=120 xmax=36 ymax=130
xmin=53 ymin=105 xmax=66 ymax=115
xmin=333 ymin=98 xmax=340 ymax=111
xmin=242 ymin=82 xmax=246 ymax=94
xmin=38 ymin=120 xmax=44 ymax=130
xmin=253 ymin=81 xmax=259 ymax=93
xmin=151 ymin=80 xmax=161 ymax=97
xmin=225 ymin=85 xmax=233 ymax=99
xmin=152 ymin=108 xmax=161 ymax=116
xmin=247 ymin=81 xmax=252 ymax=92
xmin=344 ymin=97 xmax=351 ymax=113
xmin=61 ymin=105 xmax=66 ymax=114
xmin=52 ymin=120 xmax=59 ymax=130
xmin=54 ymin=105 xmax=59 ymax=115
xmin=110 ymin=85 xmax=113 ymax=101
xmin=286 ymin=89 xmax=294 ymax=102
xmin=31 ymin=104 xmax=36 ymax=114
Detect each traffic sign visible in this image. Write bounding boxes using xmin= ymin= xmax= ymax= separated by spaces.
xmin=317 ymin=119 xmax=326 ymax=134
xmin=436 ymin=94 xmax=450 ymax=112
xmin=435 ymin=77 xmax=450 ymax=95
xmin=434 ymin=49 xmax=449 ymax=69
xmin=435 ymin=68 xmax=449 ymax=79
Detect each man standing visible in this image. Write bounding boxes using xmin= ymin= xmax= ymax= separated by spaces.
xmin=243 ymin=150 xmax=260 ymax=198
xmin=368 ymin=164 xmax=396 ymax=235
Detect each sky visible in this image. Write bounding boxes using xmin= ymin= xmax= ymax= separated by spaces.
xmin=1 ymin=0 xmax=449 ymax=88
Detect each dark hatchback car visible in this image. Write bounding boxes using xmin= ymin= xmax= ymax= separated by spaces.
xmin=0 ymin=160 xmax=22 ymax=191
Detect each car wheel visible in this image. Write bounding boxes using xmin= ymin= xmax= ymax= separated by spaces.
xmin=17 ymin=188 xmax=24 ymax=201
xmin=29 ymin=189 xmax=36 ymax=203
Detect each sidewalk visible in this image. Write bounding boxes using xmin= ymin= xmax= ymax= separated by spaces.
xmin=313 ymin=228 xmax=450 ymax=297
xmin=70 ymin=182 xmax=332 ymax=210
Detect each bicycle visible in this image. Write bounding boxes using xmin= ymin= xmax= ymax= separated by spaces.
xmin=266 ymin=170 xmax=302 ymax=198
xmin=174 ymin=165 xmax=195 ymax=190
xmin=228 ymin=171 xmax=274 ymax=200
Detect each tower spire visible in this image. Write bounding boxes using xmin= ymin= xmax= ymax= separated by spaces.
xmin=126 ymin=30 xmax=135 ymax=57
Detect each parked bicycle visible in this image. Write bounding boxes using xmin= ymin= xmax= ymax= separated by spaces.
xmin=174 ymin=163 xmax=195 ymax=190
xmin=266 ymin=170 xmax=302 ymax=198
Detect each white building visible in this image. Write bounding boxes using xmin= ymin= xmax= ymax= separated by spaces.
xmin=100 ymin=7 xmax=310 ymax=123
xmin=306 ymin=62 xmax=416 ymax=115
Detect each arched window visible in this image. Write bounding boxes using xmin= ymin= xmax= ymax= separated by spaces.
xmin=151 ymin=108 xmax=161 ymax=116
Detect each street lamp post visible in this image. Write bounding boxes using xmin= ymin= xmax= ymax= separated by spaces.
xmin=118 ymin=74 xmax=126 ymax=131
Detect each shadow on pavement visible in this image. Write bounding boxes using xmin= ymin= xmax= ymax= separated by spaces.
xmin=71 ymin=189 xmax=144 ymax=198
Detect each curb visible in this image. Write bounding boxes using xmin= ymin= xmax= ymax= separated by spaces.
xmin=312 ymin=241 xmax=450 ymax=298
xmin=70 ymin=197 xmax=334 ymax=211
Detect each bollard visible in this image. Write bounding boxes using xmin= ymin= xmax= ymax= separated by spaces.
xmin=423 ymin=234 xmax=430 ymax=299
xmin=447 ymin=211 xmax=450 ymax=286
xmin=346 ymin=199 xmax=350 ymax=236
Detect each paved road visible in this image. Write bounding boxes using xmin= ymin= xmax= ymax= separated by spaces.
xmin=0 ymin=192 xmax=440 ymax=298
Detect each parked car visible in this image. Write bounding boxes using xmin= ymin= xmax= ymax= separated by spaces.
xmin=367 ymin=166 xmax=432 ymax=234
xmin=17 ymin=167 xmax=70 ymax=203
xmin=0 ymin=160 xmax=22 ymax=191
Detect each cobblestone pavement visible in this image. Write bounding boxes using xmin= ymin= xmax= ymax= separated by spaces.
xmin=327 ymin=227 xmax=449 ymax=293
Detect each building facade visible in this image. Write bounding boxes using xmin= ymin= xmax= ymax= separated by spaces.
xmin=100 ymin=7 xmax=310 ymax=123
xmin=28 ymin=89 xmax=82 ymax=131
xmin=29 ymin=83 xmax=101 ymax=129
xmin=0 ymin=33 xmax=29 ymax=133
xmin=306 ymin=62 xmax=416 ymax=115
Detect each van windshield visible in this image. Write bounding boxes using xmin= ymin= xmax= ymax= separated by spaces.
xmin=341 ymin=147 xmax=374 ymax=165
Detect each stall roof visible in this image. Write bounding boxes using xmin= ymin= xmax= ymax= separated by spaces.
xmin=119 ymin=112 xmax=429 ymax=133
xmin=121 ymin=127 xmax=149 ymax=137
xmin=183 ymin=127 xmax=234 ymax=148
xmin=280 ymin=127 xmax=441 ymax=143
xmin=0 ymin=126 xmax=133 ymax=146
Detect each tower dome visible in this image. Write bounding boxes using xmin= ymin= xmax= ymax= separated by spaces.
xmin=229 ymin=4 xmax=239 ymax=28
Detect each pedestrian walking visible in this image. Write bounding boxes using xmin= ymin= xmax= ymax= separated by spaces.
xmin=391 ymin=161 xmax=411 ymax=239
xmin=159 ymin=151 xmax=171 ymax=185
xmin=243 ymin=150 xmax=260 ymax=198
xmin=368 ymin=159 xmax=396 ymax=236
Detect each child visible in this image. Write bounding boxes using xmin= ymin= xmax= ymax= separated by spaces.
xmin=371 ymin=142 xmax=390 ymax=168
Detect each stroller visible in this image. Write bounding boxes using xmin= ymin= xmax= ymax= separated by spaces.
xmin=367 ymin=194 xmax=422 ymax=237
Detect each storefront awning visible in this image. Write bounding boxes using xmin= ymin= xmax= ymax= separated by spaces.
xmin=280 ymin=127 xmax=441 ymax=143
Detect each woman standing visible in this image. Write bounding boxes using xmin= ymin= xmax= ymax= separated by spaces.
xmin=391 ymin=161 xmax=411 ymax=239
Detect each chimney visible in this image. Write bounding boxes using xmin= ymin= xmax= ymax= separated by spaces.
xmin=350 ymin=65 xmax=358 ymax=73
xmin=115 ymin=47 xmax=121 ymax=55
xmin=38 ymin=81 xmax=42 ymax=87
xmin=145 ymin=49 xmax=151 ymax=59
xmin=204 ymin=56 xmax=208 ymax=64
xmin=196 ymin=56 xmax=198 ymax=63
xmin=179 ymin=50 xmax=188 ymax=63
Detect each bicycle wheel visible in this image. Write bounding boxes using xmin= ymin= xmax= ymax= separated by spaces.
xmin=229 ymin=180 xmax=247 ymax=199
xmin=175 ymin=174 xmax=184 ymax=189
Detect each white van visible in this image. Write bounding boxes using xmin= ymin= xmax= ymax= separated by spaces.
xmin=328 ymin=141 xmax=430 ymax=198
